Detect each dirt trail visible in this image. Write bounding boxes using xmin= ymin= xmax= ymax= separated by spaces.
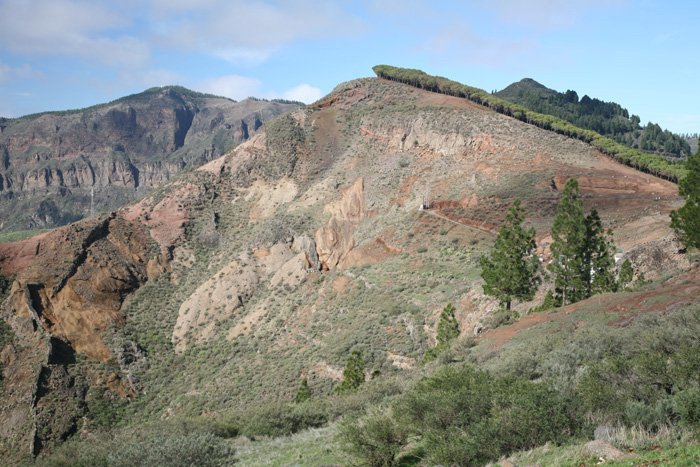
xmin=422 ymin=209 xmax=497 ymax=234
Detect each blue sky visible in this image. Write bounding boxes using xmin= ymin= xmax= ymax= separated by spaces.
xmin=0 ymin=0 xmax=698 ymax=134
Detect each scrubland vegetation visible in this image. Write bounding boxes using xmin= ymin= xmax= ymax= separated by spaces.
xmin=2 ymin=71 xmax=699 ymax=467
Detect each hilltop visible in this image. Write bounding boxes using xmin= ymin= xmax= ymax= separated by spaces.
xmin=0 ymin=87 xmax=301 ymax=234
xmin=493 ymin=77 xmax=558 ymax=101
xmin=496 ymin=78 xmax=691 ymax=158
xmin=0 ymin=70 xmax=693 ymax=465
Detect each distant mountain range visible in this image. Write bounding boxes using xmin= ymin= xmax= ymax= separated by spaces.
xmin=0 ymin=87 xmax=301 ymax=234
xmin=495 ymin=78 xmax=692 ymax=158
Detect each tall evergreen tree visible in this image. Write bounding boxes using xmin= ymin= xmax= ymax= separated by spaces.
xmin=671 ymin=145 xmax=700 ymax=249
xmin=335 ymin=350 xmax=365 ymax=394
xmin=582 ymin=210 xmax=617 ymax=296
xmin=618 ymin=259 xmax=634 ymax=290
xmin=549 ymin=179 xmax=586 ymax=305
xmin=295 ymin=378 xmax=312 ymax=403
xmin=550 ymin=179 xmax=616 ymax=305
xmin=480 ymin=198 xmax=540 ymax=310
xmin=436 ymin=303 xmax=460 ymax=345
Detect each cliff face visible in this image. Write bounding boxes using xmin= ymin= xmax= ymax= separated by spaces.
xmin=0 ymin=88 xmax=300 ymax=233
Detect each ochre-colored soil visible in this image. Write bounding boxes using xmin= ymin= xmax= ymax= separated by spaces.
xmin=0 ymin=231 xmax=51 ymax=276
xmin=480 ymin=266 xmax=700 ymax=351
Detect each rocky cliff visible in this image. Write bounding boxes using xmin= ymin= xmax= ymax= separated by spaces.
xmin=0 ymin=87 xmax=300 ymax=233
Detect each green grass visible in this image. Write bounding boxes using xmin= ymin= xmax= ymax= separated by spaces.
xmin=489 ymin=440 xmax=700 ymax=467
xmin=0 ymin=228 xmax=51 ymax=243
xmin=234 ymin=424 xmax=349 ymax=467
xmin=603 ymin=444 xmax=700 ymax=466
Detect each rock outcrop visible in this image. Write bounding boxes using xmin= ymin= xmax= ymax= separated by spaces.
xmin=0 ymin=212 xmax=168 ymax=457
xmin=314 ymin=177 xmax=365 ymax=270
xmin=3 ymin=214 xmax=166 ymax=360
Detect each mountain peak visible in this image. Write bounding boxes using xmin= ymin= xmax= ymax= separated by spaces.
xmin=495 ymin=78 xmax=557 ymax=100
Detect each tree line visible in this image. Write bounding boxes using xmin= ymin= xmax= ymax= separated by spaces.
xmin=503 ymin=88 xmax=691 ymax=158
xmin=372 ymin=65 xmax=686 ymax=182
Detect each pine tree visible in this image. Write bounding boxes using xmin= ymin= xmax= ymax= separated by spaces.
xmin=618 ymin=259 xmax=634 ymax=290
xmin=550 ymin=179 xmax=586 ymax=305
xmin=436 ymin=303 xmax=460 ymax=345
xmin=671 ymin=145 xmax=700 ymax=250
xmin=295 ymin=378 xmax=311 ymax=403
xmin=582 ymin=210 xmax=617 ymax=296
xmin=480 ymin=198 xmax=540 ymax=311
xmin=550 ymin=180 xmax=616 ymax=305
xmin=335 ymin=350 xmax=365 ymax=394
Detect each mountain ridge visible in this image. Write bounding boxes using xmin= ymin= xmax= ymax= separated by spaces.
xmin=0 ymin=86 xmax=301 ymax=234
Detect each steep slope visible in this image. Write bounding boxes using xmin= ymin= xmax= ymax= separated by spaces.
xmin=0 ymin=76 xmax=685 ymax=460
xmin=0 ymin=88 xmax=300 ymax=233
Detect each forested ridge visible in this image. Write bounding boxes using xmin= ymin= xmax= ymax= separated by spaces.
xmin=373 ymin=65 xmax=686 ymax=182
xmin=496 ymin=80 xmax=691 ymax=158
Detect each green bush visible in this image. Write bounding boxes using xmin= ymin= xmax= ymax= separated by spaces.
xmin=337 ymin=410 xmax=407 ymax=467
xmin=107 ymin=432 xmax=236 ymax=467
xmin=624 ymin=399 xmax=676 ymax=430
xmin=673 ymin=385 xmax=700 ymax=426
xmin=491 ymin=379 xmax=581 ymax=452
xmin=368 ymin=364 xmax=584 ymax=466
xmin=487 ymin=309 xmax=519 ymax=329
xmin=237 ymin=401 xmax=328 ymax=439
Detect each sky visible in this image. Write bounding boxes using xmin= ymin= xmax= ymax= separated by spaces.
xmin=0 ymin=0 xmax=698 ymax=134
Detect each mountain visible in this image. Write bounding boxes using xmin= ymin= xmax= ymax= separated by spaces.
xmin=0 ymin=87 xmax=301 ymax=234
xmin=0 ymin=71 xmax=692 ymax=464
xmin=495 ymin=78 xmax=692 ymax=158
xmin=493 ymin=77 xmax=558 ymax=101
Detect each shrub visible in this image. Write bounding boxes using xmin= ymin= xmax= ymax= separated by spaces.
xmin=491 ymin=379 xmax=581 ymax=452
xmin=107 ymin=432 xmax=236 ymax=467
xmin=389 ymin=364 xmax=583 ymax=466
xmin=487 ymin=309 xmax=519 ymax=329
xmin=238 ymin=401 xmax=328 ymax=439
xmin=624 ymin=398 xmax=676 ymax=430
xmin=528 ymin=289 xmax=559 ymax=313
xmin=673 ymin=385 xmax=700 ymax=426
xmin=337 ymin=410 xmax=407 ymax=467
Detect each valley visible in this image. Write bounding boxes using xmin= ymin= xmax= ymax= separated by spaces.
xmin=0 ymin=71 xmax=697 ymax=466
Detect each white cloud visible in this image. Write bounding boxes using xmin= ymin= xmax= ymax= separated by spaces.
xmin=192 ymin=75 xmax=263 ymax=101
xmin=416 ymin=22 xmax=537 ymax=67
xmin=283 ymin=84 xmax=323 ymax=104
xmin=118 ymin=69 xmax=189 ymax=88
xmin=0 ymin=0 xmax=149 ymax=66
xmin=0 ymin=60 xmax=40 ymax=84
xmin=480 ymin=0 xmax=627 ymax=29
xmin=0 ymin=0 xmax=366 ymax=68
xmin=148 ymin=0 xmax=367 ymax=65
